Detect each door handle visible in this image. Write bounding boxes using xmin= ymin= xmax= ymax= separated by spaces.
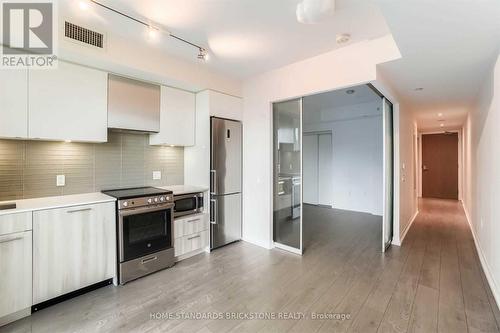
xmin=0 ymin=235 xmax=23 ymax=244
xmin=67 ymin=207 xmax=92 ymax=213
xmin=210 ymin=199 xmax=217 ymax=224
xmin=422 ymin=165 xmax=429 ymax=171
xmin=210 ymin=170 xmax=217 ymax=195
xmin=188 ymin=235 xmax=201 ymax=240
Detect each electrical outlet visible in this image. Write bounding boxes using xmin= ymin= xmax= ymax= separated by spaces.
xmin=152 ymin=171 xmax=162 ymax=180
xmin=56 ymin=175 xmax=65 ymax=187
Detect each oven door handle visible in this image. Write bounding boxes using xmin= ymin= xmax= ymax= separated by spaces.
xmin=119 ymin=203 xmax=174 ymax=217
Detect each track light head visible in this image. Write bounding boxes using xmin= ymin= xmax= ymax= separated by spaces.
xmin=198 ymin=48 xmax=208 ymax=61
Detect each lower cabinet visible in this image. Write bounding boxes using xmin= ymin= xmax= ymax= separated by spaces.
xmin=33 ymin=202 xmax=116 ymax=304
xmin=174 ymin=214 xmax=209 ymax=258
xmin=0 ymin=230 xmax=32 ymax=325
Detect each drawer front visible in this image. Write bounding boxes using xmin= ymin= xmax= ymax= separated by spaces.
xmin=181 ymin=230 xmax=208 ymax=254
xmin=183 ymin=215 xmax=208 ymax=236
xmin=174 ymin=237 xmax=181 ymax=257
xmin=0 ymin=212 xmax=32 ymax=236
xmin=173 ymin=219 xmax=184 ymax=239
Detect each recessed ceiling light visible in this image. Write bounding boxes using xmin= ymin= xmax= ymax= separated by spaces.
xmin=346 ymin=89 xmax=355 ymax=95
xmin=414 ymin=87 xmax=424 ymax=91
xmin=438 ymin=112 xmax=443 ymax=117
xmin=336 ymin=33 xmax=351 ymax=45
xmin=440 ymin=123 xmax=444 ymax=127
xmin=65 ymin=140 xmax=72 ymax=143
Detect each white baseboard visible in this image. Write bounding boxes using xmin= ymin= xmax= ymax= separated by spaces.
xmin=393 ymin=210 xmax=419 ymax=246
xmin=462 ymin=203 xmax=500 ymax=309
xmin=273 ymin=242 xmax=303 ymax=255
xmin=241 ymin=237 xmax=273 ymax=250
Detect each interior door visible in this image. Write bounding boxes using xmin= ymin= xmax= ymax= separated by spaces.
xmin=273 ymin=98 xmax=303 ymax=254
xmin=303 ymin=134 xmax=318 ymax=205
xmin=382 ymin=98 xmax=394 ymax=252
xmin=318 ymin=133 xmax=333 ymax=206
xmin=422 ymin=133 xmax=458 ymax=199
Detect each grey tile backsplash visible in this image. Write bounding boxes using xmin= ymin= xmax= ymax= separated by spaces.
xmin=0 ymin=131 xmax=184 ymax=201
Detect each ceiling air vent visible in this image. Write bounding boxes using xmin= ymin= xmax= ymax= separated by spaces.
xmin=64 ymin=21 xmax=104 ymax=49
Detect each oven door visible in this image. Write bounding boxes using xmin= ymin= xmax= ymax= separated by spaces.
xmin=174 ymin=194 xmax=199 ymax=217
xmin=118 ymin=204 xmax=173 ymax=262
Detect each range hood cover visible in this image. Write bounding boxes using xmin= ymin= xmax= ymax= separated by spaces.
xmin=108 ymin=74 xmax=160 ymax=133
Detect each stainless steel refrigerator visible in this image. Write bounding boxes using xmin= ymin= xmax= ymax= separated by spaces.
xmin=210 ymin=117 xmax=242 ymax=249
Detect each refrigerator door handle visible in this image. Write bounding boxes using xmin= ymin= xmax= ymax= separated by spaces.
xmin=210 ymin=198 xmax=217 ymax=224
xmin=210 ymin=170 xmax=217 ymax=195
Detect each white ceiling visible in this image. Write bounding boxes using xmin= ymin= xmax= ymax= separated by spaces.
xmin=64 ymin=0 xmax=390 ymax=79
xmin=304 ymin=84 xmax=381 ymax=112
xmin=303 ymin=84 xmax=381 ymax=124
xmin=375 ymin=0 xmax=500 ymax=131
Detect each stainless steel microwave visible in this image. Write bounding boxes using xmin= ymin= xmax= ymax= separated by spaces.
xmin=173 ymin=192 xmax=204 ymax=217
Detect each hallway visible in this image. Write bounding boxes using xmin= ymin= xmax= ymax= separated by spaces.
xmin=391 ymin=198 xmax=500 ymax=333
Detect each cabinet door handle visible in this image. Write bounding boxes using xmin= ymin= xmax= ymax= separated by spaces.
xmin=0 ymin=236 xmax=22 ymax=244
xmin=67 ymin=208 xmax=92 ymax=213
xmin=186 ymin=218 xmax=200 ymax=223
xmin=188 ymin=235 xmax=201 ymax=240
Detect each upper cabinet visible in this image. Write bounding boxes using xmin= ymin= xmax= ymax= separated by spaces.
xmin=108 ymin=74 xmax=160 ymax=132
xmin=208 ymin=90 xmax=243 ymax=121
xmin=149 ymin=86 xmax=195 ymax=146
xmin=28 ymin=61 xmax=108 ymax=142
xmin=0 ymin=69 xmax=28 ymax=139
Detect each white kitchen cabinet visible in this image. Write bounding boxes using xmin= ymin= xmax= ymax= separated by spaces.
xmin=177 ymin=231 xmax=208 ymax=256
xmin=208 ymin=90 xmax=243 ymax=121
xmin=0 ymin=230 xmax=32 ymax=326
xmin=173 ymin=213 xmax=209 ymax=259
xmin=28 ymin=61 xmax=108 ymax=142
xmin=33 ymin=202 xmax=116 ymax=304
xmin=149 ymin=86 xmax=195 ymax=146
xmin=0 ymin=69 xmax=28 ymax=139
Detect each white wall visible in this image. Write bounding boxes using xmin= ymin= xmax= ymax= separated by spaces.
xmin=241 ymin=35 xmax=401 ymax=249
xmin=373 ymin=66 xmax=419 ymax=246
xmin=303 ymin=101 xmax=383 ymax=216
xmin=463 ymin=53 xmax=500 ymax=305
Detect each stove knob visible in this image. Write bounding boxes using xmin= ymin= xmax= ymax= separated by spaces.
xmin=122 ymin=201 xmax=128 ymax=207
xmin=154 ymin=197 xmax=159 ymax=203
xmin=159 ymin=196 xmax=165 ymax=202
xmin=147 ymin=198 xmax=153 ymax=204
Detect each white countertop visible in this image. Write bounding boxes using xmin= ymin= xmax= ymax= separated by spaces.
xmin=159 ymin=185 xmax=209 ymax=196
xmin=0 ymin=192 xmax=116 ymax=216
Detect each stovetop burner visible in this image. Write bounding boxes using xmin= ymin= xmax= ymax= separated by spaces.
xmin=102 ymin=186 xmax=172 ymax=200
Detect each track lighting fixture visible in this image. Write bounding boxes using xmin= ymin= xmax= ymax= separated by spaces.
xmin=83 ymin=0 xmax=209 ymax=60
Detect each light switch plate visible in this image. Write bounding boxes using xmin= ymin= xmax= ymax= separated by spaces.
xmin=153 ymin=171 xmax=162 ymax=180
xmin=56 ymin=175 xmax=65 ymax=187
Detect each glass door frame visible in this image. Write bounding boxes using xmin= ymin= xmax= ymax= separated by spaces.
xmin=272 ymin=97 xmax=303 ymax=255
xmin=381 ymin=96 xmax=394 ymax=252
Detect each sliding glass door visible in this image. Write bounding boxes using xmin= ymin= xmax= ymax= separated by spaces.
xmin=382 ymin=97 xmax=394 ymax=251
xmin=272 ymin=99 xmax=303 ymax=254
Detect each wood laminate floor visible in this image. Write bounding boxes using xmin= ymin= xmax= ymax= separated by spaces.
xmin=2 ymin=198 xmax=499 ymax=333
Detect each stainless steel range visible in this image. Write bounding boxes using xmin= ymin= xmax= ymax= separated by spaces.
xmin=102 ymin=187 xmax=174 ymax=284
